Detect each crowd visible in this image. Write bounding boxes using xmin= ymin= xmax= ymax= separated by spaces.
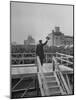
xmin=11 ymin=45 xmax=73 ymax=65
xmin=11 ymin=45 xmax=73 ymax=56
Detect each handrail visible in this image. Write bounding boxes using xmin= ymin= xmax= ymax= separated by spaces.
xmin=56 ymin=57 xmax=73 ymax=64
xmin=11 ymin=53 xmax=56 ymax=64
xmin=37 ymin=73 xmax=45 ymax=96
xmin=11 ymin=52 xmax=55 ymax=54
xmin=56 ymin=52 xmax=73 ymax=58
xmin=11 ymin=52 xmax=73 ymax=67
xmin=11 ymin=53 xmax=36 ymax=54
xmin=12 ymin=57 xmax=36 ymax=60
xmin=52 ymin=56 xmax=71 ymax=94
xmin=11 ymin=64 xmax=36 ymax=67
xmin=36 ymin=56 xmax=45 ymax=96
xmin=56 ymin=52 xmax=73 ymax=68
xmin=11 ymin=52 xmax=73 ymax=58
xmin=65 ymin=74 xmax=72 ymax=94
xmin=37 ymin=56 xmax=48 ymax=96
xmin=54 ymin=72 xmax=65 ymax=95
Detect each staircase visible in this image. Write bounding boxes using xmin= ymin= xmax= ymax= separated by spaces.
xmin=37 ymin=56 xmax=72 ymax=96
xmin=43 ymin=72 xmax=62 ymax=96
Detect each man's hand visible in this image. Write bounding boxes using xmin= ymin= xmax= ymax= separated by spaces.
xmin=46 ymin=36 xmax=50 ymax=41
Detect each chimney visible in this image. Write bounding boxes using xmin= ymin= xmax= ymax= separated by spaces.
xmin=55 ymin=26 xmax=60 ymax=32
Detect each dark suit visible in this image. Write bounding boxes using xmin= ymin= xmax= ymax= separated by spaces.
xmin=36 ymin=40 xmax=48 ymax=65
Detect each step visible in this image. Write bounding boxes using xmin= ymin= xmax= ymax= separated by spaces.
xmin=49 ymin=91 xmax=61 ymax=96
xmin=44 ymin=72 xmax=54 ymax=76
xmin=45 ymin=76 xmax=56 ymax=81
xmin=47 ymin=81 xmax=58 ymax=87
xmin=48 ymin=86 xmax=60 ymax=93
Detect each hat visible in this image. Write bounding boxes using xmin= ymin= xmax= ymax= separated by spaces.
xmin=39 ymin=40 xmax=42 ymax=42
xmin=46 ymin=36 xmax=50 ymax=40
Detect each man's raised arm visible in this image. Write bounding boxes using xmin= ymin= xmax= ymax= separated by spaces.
xmin=42 ymin=36 xmax=50 ymax=46
xmin=42 ymin=40 xmax=48 ymax=46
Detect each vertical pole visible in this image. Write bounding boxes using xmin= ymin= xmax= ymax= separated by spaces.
xmin=35 ymin=54 xmax=36 ymax=66
xmin=36 ymin=75 xmax=39 ymax=96
xmin=46 ymin=54 xmax=47 ymax=63
xmin=61 ymin=55 xmax=62 ymax=65
xmin=37 ymin=57 xmax=39 ymax=73
xmin=67 ymin=57 xmax=68 ymax=67
xmin=23 ymin=59 xmax=24 ymax=64
xmin=23 ymin=53 xmax=24 ymax=64
xmin=56 ymin=52 xmax=57 ymax=58
xmin=52 ymin=31 xmax=55 ymax=71
xmin=52 ymin=57 xmax=55 ymax=71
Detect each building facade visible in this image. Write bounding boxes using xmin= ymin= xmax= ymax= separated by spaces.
xmin=64 ymin=36 xmax=73 ymax=46
xmin=24 ymin=35 xmax=35 ymax=45
xmin=47 ymin=27 xmax=73 ymax=47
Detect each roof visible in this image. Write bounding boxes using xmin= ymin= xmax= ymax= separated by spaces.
xmin=53 ymin=32 xmax=63 ymax=36
xmin=64 ymin=35 xmax=73 ymax=38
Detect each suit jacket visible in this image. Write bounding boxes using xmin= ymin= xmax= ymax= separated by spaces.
xmin=36 ymin=41 xmax=48 ymax=59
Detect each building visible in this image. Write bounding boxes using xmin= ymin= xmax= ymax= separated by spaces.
xmin=47 ymin=27 xmax=73 ymax=47
xmin=24 ymin=35 xmax=35 ymax=45
xmin=47 ymin=27 xmax=65 ymax=46
xmin=11 ymin=41 xmax=17 ymax=46
xmin=64 ymin=36 xmax=73 ymax=46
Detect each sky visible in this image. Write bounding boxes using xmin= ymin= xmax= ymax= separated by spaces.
xmin=11 ymin=2 xmax=73 ymax=44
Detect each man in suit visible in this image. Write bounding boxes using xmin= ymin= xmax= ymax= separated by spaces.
xmin=36 ymin=37 xmax=49 ymax=66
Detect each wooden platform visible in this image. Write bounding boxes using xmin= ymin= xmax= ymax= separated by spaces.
xmin=11 ymin=63 xmax=73 ymax=75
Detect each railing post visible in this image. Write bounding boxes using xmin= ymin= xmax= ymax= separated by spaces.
xmin=52 ymin=57 xmax=55 ymax=71
xmin=61 ymin=56 xmax=62 ymax=65
xmin=65 ymin=74 xmax=72 ymax=94
xmin=36 ymin=56 xmax=39 ymax=73
xmin=37 ymin=56 xmax=48 ymax=96
xmin=46 ymin=54 xmax=47 ymax=63
xmin=66 ymin=57 xmax=68 ymax=67
xmin=56 ymin=52 xmax=57 ymax=57
xmin=35 ymin=54 xmax=37 ymax=65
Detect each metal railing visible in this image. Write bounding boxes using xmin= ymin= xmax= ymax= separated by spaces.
xmin=11 ymin=52 xmax=74 ymax=96
xmin=56 ymin=52 xmax=73 ymax=67
xmin=36 ymin=56 xmax=48 ymax=96
xmin=52 ymin=56 xmax=72 ymax=94
xmin=11 ymin=53 xmax=56 ymax=65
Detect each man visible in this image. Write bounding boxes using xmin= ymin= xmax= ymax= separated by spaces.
xmin=36 ymin=37 xmax=49 ymax=66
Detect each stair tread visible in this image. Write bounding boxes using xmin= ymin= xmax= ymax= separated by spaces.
xmin=45 ymin=76 xmax=55 ymax=78
xmin=49 ymin=91 xmax=61 ymax=95
xmin=48 ymin=87 xmax=60 ymax=92
xmin=48 ymin=86 xmax=60 ymax=88
xmin=48 ymin=90 xmax=61 ymax=95
xmin=49 ymin=92 xmax=61 ymax=96
xmin=46 ymin=80 xmax=57 ymax=83
xmin=49 ymin=91 xmax=61 ymax=94
xmin=45 ymin=75 xmax=55 ymax=78
xmin=45 ymin=77 xmax=56 ymax=80
xmin=45 ymin=79 xmax=56 ymax=81
xmin=47 ymin=85 xmax=59 ymax=88
xmin=45 ymin=76 xmax=56 ymax=78
xmin=47 ymin=81 xmax=58 ymax=87
xmin=44 ymin=72 xmax=54 ymax=76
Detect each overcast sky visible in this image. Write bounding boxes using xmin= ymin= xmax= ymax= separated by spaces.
xmin=11 ymin=2 xmax=73 ymax=44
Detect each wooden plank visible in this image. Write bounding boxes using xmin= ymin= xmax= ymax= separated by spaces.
xmin=56 ymin=57 xmax=73 ymax=64
xmin=56 ymin=52 xmax=73 ymax=58
xmin=11 ymin=64 xmax=36 ymax=67
xmin=12 ymin=57 xmax=36 ymax=60
xmin=38 ymin=73 xmax=45 ymax=96
xmin=54 ymin=72 xmax=65 ymax=95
